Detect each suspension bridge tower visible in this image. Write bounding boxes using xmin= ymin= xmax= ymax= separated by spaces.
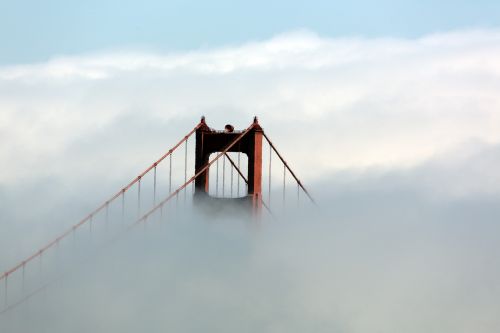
xmin=194 ymin=116 xmax=263 ymax=216
xmin=0 ymin=115 xmax=319 ymax=317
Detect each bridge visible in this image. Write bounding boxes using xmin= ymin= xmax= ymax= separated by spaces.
xmin=0 ymin=116 xmax=315 ymax=316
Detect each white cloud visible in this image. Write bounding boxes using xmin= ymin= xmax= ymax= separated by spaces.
xmin=1 ymin=29 xmax=500 ymax=192
xmin=1 ymin=29 xmax=500 ymax=332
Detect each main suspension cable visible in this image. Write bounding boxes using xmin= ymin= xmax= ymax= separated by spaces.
xmin=262 ymin=132 xmax=316 ymax=205
xmin=0 ymin=122 xmax=202 ymax=284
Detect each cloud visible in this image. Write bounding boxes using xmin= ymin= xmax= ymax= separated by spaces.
xmin=1 ymin=29 xmax=500 ymax=332
xmin=2 ymin=191 xmax=500 ymax=333
xmin=1 ymin=29 xmax=500 ymax=187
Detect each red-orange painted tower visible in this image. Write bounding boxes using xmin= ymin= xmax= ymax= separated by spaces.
xmin=194 ymin=116 xmax=263 ymax=216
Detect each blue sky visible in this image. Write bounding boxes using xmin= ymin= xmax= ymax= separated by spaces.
xmin=1 ymin=0 xmax=500 ymax=64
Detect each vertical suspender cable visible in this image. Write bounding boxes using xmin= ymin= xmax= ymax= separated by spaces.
xmin=222 ymin=155 xmax=226 ymax=197
xmin=153 ymin=165 xmax=157 ymax=206
xmin=230 ymin=154 xmax=234 ymax=198
xmin=22 ymin=263 xmax=26 ymax=294
xmin=137 ymin=177 xmax=141 ymax=219
xmin=39 ymin=252 xmax=44 ymax=303
xmin=237 ymin=152 xmax=241 ymax=196
xmin=283 ymin=165 xmax=286 ymax=209
xmin=105 ymin=202 xmax=109 ymax=231
xmin=4 ymin=274 xmax=7 ymax=308
xmin=121 ymin=190 xmax=125 ymax=225
xmin=216 ymin=158 xmax=219 ymax=197
xmin=89 ymin=215 xmax=93 ymax=235
xmin=169 ymin=154 xmax=172 ymax=195
xmin=192 ymin=177 xmax=195 ymax=201
xmin=39 ymin=251 xmax=43 ymax=279
xmin=184 ymin=139 xmax=188 ymax=203
xmin=297 ymin=183 xmax=300 ymax=207
xmin=55 ymin=239 xmax=60 ymax=276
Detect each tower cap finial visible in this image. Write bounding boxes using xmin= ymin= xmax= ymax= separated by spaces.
xmin=201 ymin=116 xmax=206 ymax=123
xmin=253 ymin=116 xmax=259 ymax=124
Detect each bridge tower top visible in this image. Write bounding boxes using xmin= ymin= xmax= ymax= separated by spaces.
xmin=194 ymin=116 xmax=263 ymax=216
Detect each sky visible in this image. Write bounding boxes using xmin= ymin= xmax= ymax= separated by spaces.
xmin=1 ymin=0 xmax=500 ymax=64
xmin=1 ymin=1 xmax=500 ymax=332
